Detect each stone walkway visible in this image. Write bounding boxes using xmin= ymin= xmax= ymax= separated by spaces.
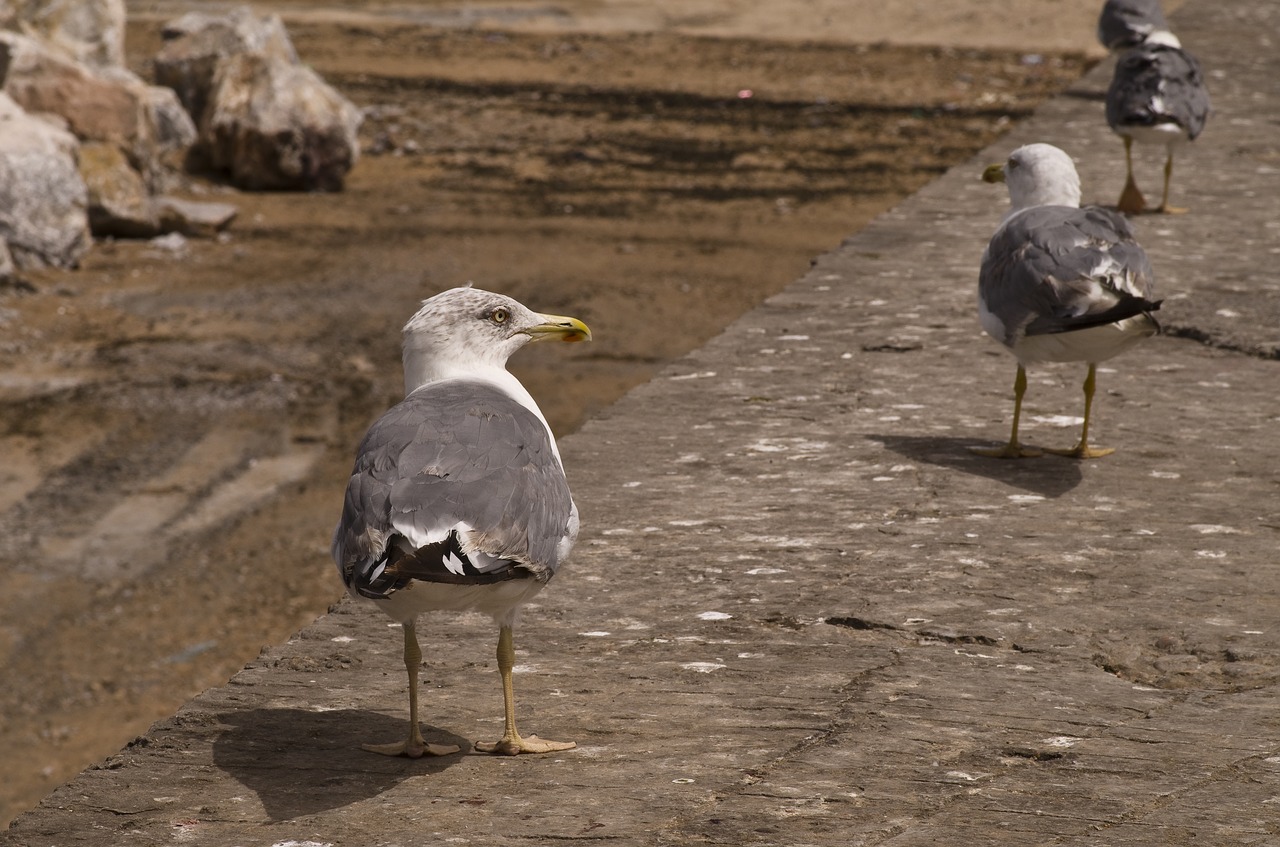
xmin=5 ymin=0 xmax=1278 ymax=844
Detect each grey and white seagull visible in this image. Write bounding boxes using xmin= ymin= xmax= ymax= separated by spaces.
xmin=332 ymin=286 xmax=591 ymax=756
xmin=972 ymin=143 xmax=1161 ymax=459
xmin=1106 ymin=30 xmax=1210 ymax=215
xmin=1097 ymin=0 xmax=1169 ymax=52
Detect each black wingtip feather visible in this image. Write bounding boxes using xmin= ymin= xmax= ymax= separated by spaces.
xmin=351 ymin=532 xmax=526 ymax=599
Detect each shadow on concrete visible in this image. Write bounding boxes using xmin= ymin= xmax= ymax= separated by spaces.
xmin=212 ymin=708 xmax=469 ymax=821
xmin=870 ymin=433 xmax=1083 ymax=498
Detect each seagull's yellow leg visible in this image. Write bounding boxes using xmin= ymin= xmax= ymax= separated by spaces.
xmin=970 ymin=365 xmax=1043 ymax=458
xmin=1116 ymin=136 xmax=1146 ymax=215
xmin=1155 ymin=151 xmax=1188 ymax=214
xmin=363 ymin=620 xmax=462 ymax=758
xmin=475 ymin=625 xmax=576 ymax=755
xmin=1046 ymin=364 xmax=1115 ymax=459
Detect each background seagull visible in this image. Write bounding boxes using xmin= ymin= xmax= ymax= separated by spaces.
xmin=332 ymin=286 xmax=591 ymax=756
xmin=1106 ymin=30 xmax=1210 ymax=214
xmin=972 ymin=143 xmax=1161 ymax=459
xmin=1097 ymin=0 xmax=1169 ymax=52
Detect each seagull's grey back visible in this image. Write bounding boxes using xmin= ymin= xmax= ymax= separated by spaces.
xmin=979 ymin=205 xmax=1157 ymax=347
xmin=1107 ymin=43 xmax=1211 ymax=139
xmin=332 ymin=379 xmax=577 ymax=588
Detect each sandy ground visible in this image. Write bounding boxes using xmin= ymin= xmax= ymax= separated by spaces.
xmin=132 ymin=0 xmax=1129 ymax=53
xmin=0 ymin=0 xmax=1117 ymax=827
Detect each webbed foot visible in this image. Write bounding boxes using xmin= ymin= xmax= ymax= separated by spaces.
xmin=475 ymin=734 xmax=576 ymax=756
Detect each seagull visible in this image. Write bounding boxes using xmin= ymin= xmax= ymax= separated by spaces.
xmin=1097 ymin=0 xmax=1169 ymax=52
xmin=1106 ymin=30 xmax=1210 ymax=215
xmin=332 ymin=286 xmax=591 ymax=757
xmin=972 ymin=143 xmax=1161 ymax=459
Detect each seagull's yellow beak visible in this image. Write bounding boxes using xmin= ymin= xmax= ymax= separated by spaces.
xmin=525 ymin=313 xmax=592 ymax=343
xmin=982 ymin=163 xmax=1006 ymax=184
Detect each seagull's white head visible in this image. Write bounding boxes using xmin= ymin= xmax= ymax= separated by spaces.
xmin=982 ymin=143 xmax=1082 ymax=214
xmin=401 ymin=286 xmax=591 ymax=395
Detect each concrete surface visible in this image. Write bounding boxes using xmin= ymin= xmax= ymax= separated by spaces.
xmin=5 ymin=0 xmax=1279 ymax=844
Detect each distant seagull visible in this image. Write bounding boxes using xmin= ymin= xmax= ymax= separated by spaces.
xmin=1106 ymin=31 xmax=1210 ymax=214
xmin=1097 ymin=0 xmax=1169 ymax=52
xmin=333 ymin=286 xmax=591 ymax=756
xmin=972 ymin=144 xmax=1161 ymax=459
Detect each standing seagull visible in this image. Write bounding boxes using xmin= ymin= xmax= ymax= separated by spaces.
xmin=1097 ymin=0 xmax=1168 ymax=52
xmin=1106 ymin=31 xmax=1210 ymax=214
xmin=333 ymin=286 xmax=591 ymax=756
xmin=972 ymin=143 xmax=1161 ymax=459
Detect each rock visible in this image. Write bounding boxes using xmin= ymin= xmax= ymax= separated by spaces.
xmin=140 ymin=82 xmax=200 ymax=160
xmin=0 ymin=31 xmax=140 ymax=144
xmin=155 ymin=197 xmax=238 ymax=238
xmin=1152 ymin=654 xmax=1201 ymax=675
xmin=0 ymin=92 xmax=90 ymax=268
xmin=0 ymin=238 xmax=15 ymax=285
xmin=0 ymin=32 xmax=196 ymax=190
xmin=79 ymin=144 xmax=238 ymax=239
xmin=98 ymin=66 xmax=198 ymax=185
xmin=154 ymin=6 xmax=360 ymax=191
xmin=153 ymin=6 xmax=298 ymax=128
xmin=0 ymin=0 xmax=126 ymax=69
xmin=79 ymin=141 xmax=160 ymax=238
xmin=146 ymin=231 xmax=188 ymax=256
xmin=205 ymin=51 xmax=362 ymax=191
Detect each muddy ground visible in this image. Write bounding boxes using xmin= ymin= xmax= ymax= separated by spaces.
xmin=0 ymin=9 xmax=1095 ymax=826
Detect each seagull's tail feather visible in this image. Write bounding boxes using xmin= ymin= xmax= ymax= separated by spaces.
xmin=1033 ymin=288 xmax=1162 ymax=337
xmin=351 ymin=532 xmax=531 ymax=599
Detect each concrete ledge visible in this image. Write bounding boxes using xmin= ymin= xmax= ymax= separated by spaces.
xmin=7 ymin=0 xmax=1279 ymax=844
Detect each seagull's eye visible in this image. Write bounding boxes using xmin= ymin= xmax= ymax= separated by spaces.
xmin=489 ymin=308 xmax=510 ymax=325
xmin=1007 ymin=157 xmax=1020 ymax=170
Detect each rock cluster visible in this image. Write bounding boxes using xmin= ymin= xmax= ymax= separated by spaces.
xmin=0 ymin=3 xmax=361 ymax=283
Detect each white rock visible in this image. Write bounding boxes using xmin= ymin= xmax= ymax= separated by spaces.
xmin=0 ymin=92 xmax=90 ymax=268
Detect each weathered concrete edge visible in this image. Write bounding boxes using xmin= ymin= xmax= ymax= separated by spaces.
xmin=6 ymin=0 xmax=1279 ymax=843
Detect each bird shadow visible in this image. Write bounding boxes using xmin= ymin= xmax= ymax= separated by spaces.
xmin=870 ymin=433 xmax=1083 ymax=498
xmin=211 ymin=707 xmax=471 ymax=821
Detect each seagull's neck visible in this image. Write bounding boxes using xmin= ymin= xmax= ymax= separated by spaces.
xmin=402 ymin=355 xmax=563 ymax=463
xmin=1006 ymin=190 xmax=1080 ymax=219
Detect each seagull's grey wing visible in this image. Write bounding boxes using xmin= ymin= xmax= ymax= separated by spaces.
xmin=980 ymin=206 xmax=1159 ymax=345
xmin=1097 ymin=0 xmax=1168 ymax=51
xmin=332 ymin=379 xmax=576 ymax=597
xmin=1107 ymin=44 xmax=1211 ymax=139
xmin=1160 ymin=48 xmax=1210 ymax=139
